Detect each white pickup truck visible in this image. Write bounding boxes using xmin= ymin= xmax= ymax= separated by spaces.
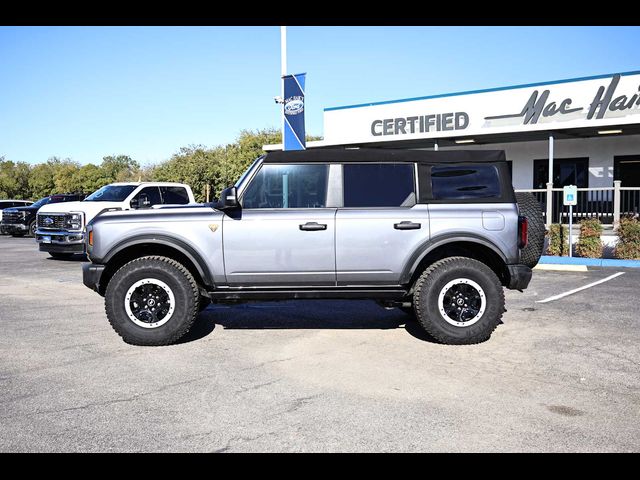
xmin=36 ymin=182 xmax=197 ymax=258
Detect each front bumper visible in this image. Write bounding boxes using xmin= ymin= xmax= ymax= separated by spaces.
xmin=506 ymin=264 xmax=532 ymax=290
xmin=36 ymin=229 xmax=85 ymax=253
xmin=83 ymin=263 xmax=106 ymax=293
xmin=1 ymin=223 xmax=28 ymax=233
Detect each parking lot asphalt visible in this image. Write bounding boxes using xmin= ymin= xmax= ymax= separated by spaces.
xmin=1 ymin=234 xmax=639 ymax=452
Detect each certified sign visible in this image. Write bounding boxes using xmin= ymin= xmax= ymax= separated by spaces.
xmin=563 ymin=185 xmax=578 ymax=206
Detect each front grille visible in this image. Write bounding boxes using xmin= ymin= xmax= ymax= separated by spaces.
xmin=1 ymin=211 xmax=22 ymax=224
xmin=37 ymin=213 xmax=66 ymax=230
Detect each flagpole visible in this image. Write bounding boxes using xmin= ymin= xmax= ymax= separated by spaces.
xmin=281 ymin=26 xmax=287 ymax=149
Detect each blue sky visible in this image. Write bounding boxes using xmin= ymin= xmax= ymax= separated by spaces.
xmin=1 ymin=26 xmax=639 ymax=165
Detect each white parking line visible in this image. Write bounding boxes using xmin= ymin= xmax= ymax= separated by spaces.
xmin=536 ymin=272 xmax=625 ymax=304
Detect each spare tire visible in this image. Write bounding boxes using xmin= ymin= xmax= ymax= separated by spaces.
xmin=515 ymin=192 xmax=545 ymax=268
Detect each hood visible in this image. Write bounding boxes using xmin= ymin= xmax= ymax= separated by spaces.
xmin=38 ymin=200 xmax=125 ymax=226
xmin=3 ymin=205 xmax=39 ymax=213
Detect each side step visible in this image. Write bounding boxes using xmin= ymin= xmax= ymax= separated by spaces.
xmin=207 ymin=288 xmax=408 ymax=301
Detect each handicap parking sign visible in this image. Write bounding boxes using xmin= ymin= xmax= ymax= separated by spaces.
xmin=563 ymin=185 xmax=577 ymax=206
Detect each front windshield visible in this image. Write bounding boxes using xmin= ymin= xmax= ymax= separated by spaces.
xmin=85 ymin=185 xmax=137 ymax=202
xmin=31 ymin=197 xmax=52 ymax=208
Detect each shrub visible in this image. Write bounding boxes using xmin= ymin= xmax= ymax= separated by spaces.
xmin=546 ymin=224 xmax=569 ymax=256
xmin=615 ymin=217 xmax=640 ymax=260
xmin=575 ymin=218 xmax=603 ymax=258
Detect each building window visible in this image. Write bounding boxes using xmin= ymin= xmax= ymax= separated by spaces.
xmin=343 ymin=163 xmax=415 ymax=207
xmin=614 ymin=156 xmax=640 ymax=188
xmin=533 ymin=158 xmax=589 ymax=189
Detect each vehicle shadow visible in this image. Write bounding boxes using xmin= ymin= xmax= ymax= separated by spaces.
xmin=181 ymin=300 xmax=440 ymax=344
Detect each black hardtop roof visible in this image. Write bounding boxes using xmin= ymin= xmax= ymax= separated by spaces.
xmin=263 ymin=148 xmax=506 ymax=164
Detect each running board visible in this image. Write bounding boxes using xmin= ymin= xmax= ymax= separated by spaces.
xmin=207 ymin=288 xmax=408 ymax=301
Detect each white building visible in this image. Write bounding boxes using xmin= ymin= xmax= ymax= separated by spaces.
xmin=266 ymin=70 xmax=640 ymax=226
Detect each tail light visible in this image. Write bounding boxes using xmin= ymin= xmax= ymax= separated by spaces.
xmin=518 ymin=215 xmax=528 ymax=249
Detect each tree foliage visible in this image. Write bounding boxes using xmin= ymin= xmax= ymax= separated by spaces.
xmin=1 ymin=128 xmax=321 ymax=202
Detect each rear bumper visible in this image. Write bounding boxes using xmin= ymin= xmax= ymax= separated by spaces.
xmin=506 ymin=264 xmax=532 ymax=290
xmin=83 ymin=263 xmax=105 ymax=293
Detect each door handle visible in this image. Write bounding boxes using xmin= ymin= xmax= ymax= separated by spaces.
xmin=394 ymin=221 xmax=421 ymax=230
xmin=300 ymin=222 xmax=327 ymax=231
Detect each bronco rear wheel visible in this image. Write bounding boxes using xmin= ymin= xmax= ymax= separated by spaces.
xmin=413 ymin=256 xmax=504 ymax=345
xmin=105 ymin=256 xmax=200 ymax=346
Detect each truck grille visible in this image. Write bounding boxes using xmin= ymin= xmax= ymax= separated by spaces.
xmin=37 ymin=213 xmax=66 ymax=230
xmin=1 ymin=211 xmax=21 ymax=224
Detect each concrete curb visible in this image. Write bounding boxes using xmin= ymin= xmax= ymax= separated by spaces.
xmin=538 ymin=255 xmax=640 ymax=268
xmin=534 ymin=264 xmax=588 ymax=272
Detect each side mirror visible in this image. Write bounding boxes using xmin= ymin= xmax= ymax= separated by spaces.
xmin=217 ymin=186 xmax=239 ymax=210
xmin=131 ymin=194 xmax=151 ymax=209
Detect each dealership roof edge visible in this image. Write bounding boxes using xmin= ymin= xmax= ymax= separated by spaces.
xmin=324 ymin=70 xmax=640 ymax=112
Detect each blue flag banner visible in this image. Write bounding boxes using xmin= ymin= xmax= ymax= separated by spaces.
xmin=283 ymin=73 xmax=306 ymax=150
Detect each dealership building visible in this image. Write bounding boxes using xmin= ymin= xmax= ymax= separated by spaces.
xmin=266 ymin=70 xmax=640 ymax=226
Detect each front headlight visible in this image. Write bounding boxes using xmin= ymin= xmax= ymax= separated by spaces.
xmin=65 ymin=213 xmax=83 ymax=230
xmin=20 ymin=211 xmax=27 ymax=218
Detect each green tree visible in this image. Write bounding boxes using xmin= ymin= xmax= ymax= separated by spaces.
xmin=28 ymin=161 xmax=56 ymax=199
xmin=101 ymin=155 xmax=140 ymax=183
xmin=0 ymin=158 xmax=32 ymax=199
xmin=70 ymin=164 xmax=110 ymax=194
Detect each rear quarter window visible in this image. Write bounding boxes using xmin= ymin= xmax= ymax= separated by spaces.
xmin=431 ymin=164 xmax=501 ymax=200
xmin=160 ymin=187 xmax=190 ymax=204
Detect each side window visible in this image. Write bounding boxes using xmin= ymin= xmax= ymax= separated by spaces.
xmin=242 ymin=164 xmax=329 ymax=209
xmin=0 ymin=202 xmax=10 ymax=209
xmin=160 ymin=186 xmax=190 ymax=205
xmin=431 ymin=164 xmax=501 ymax=200
xmin=132 ymin=187 xmax=162 ymax=207
xmin=343 ymin=163 xmax=416 ymax=208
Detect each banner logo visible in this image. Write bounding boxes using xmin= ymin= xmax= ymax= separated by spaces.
xmin=284 ymin=96 xmax=304 ymax=115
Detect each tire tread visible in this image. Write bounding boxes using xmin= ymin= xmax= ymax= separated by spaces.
xmin=104 ymin=255 xmax=200 ymax=346
xmin=413 ymin=256 xmax=504 ymax=345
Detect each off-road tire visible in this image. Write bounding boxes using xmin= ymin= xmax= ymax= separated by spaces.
xmin=49 ymin=252 xmax=75 ymax=259
xmin=413 ymin=256 xmax=504 ymax=345
xmin=105 ymin=256 xmax=200 ymax=346
xmin=515 ymin=191 xmax=545 ymax=268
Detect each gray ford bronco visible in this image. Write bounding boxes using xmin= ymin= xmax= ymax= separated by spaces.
xmin=82 ymin=148 xmax=544 ymax=346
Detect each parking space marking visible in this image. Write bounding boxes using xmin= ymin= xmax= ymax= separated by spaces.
xmin=536 ymin=271 xmax=625 ymax=304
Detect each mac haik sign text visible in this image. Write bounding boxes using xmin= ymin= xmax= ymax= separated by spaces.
xmin=322 ymin=72 xmax=640 ymax=145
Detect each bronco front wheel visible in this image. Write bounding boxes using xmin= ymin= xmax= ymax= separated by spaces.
xmin=105 ymin=256 xmax=200 ymax=346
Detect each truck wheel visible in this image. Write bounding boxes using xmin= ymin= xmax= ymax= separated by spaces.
xmin=28 ymin=221 xmax=36 ymax=237
xmin=49 ymin=252 xmax=75 ymax=259
xmin=413 ymin=256 xmax=504 ymax=345
xmin=515 ymin=192 xmax=545 ymax=268
xmin=105 ymin=256 xmax=199 ymax=346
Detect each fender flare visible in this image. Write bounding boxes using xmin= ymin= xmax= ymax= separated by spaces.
xmin=399 ymin=233 xmax=508 ymax=285
xmin=100 ymin=234 xmax=215 ymax=287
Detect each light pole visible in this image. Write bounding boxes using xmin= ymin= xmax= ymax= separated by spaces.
xmin=281 ymin=26 xmax=287 ymax=145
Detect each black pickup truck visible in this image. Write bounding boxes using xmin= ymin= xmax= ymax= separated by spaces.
xmin=1 ymin=193 xmax=86 ymax=237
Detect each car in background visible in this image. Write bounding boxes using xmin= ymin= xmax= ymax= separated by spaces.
xmin=1 ymin=194 xmax=85 ymax=238
xmin=0 ymin=200 xmax=34 ymax=234
xmin=36 ymin=182 xmax=196 ymax=258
